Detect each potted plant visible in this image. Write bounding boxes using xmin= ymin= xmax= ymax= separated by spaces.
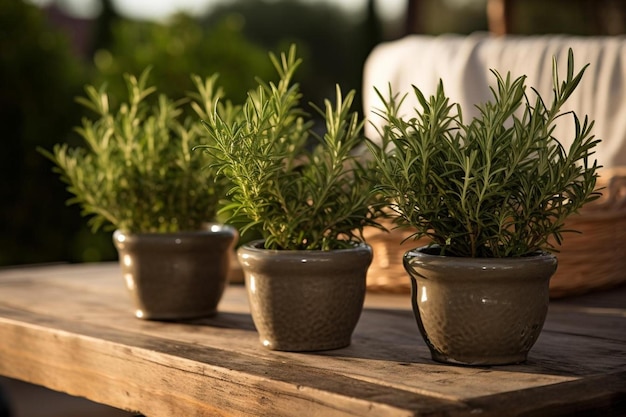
xmin=40 ymin=69 xmax=237 ymax=320
xmin=367 ymin=49 xmax=601 ymax=365
xmin=197 ymin=46 xmax=383 ymax=351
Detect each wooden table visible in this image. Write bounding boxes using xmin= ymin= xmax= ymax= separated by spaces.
xmin=0 ymin=263 xmax=624 ymax=417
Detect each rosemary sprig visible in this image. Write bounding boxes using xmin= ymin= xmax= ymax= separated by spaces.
xmin=40 ymin=69 xmax=228 ymax=233
xmin=198 ymin=46 xmax=382 ymax=250
xmin=368 ymin=48 xmax=601 ymax=257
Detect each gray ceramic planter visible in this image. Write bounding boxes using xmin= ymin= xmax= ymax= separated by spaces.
xmin=113 ymin=224 xmax=238 ymax=320
xmin=238 ymin=240 xmax=373 ymax=352
xmin=403 ymin=246 xmax=558 ymax=366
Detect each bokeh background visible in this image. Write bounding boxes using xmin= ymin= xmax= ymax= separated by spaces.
xmin=2 ymin=0 xmax=625 ymax=267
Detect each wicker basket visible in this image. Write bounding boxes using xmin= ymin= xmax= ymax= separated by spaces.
xmin=365 ymin=167 xmax=626 ymax=298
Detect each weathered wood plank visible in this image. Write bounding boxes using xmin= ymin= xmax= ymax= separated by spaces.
xmin=464 ymin=372 xmax=626 ymax=417
xmin=0 ymin=311 xmax=466 ymax=417
xmin=0 ymin=263 xmax=625 ymax=416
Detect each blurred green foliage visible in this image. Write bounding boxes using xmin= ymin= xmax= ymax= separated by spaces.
xmin=420 ymin=0 xmax=488 ymax=35
xmin=2 ymin=0 xmax=378 ymax=266
xmin=91 ymin=13 xmax=275 ymax=104
xmin=0 ymin=1 xmax=103 ymax=265
xmin=204 ymin=0 xmax=377 ymax=112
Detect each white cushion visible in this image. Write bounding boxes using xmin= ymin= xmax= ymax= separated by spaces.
xmin=363 ymin=33 xmax=626 ymax=169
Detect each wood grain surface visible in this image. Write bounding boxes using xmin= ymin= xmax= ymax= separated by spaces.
xmin=0 ymin=263 xmax=624 ymax=416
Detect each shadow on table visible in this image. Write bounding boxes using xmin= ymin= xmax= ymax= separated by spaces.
xmin=180 ymin=311 xmax=257 ymax=332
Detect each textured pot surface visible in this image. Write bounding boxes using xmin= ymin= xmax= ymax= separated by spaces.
xmin=404 ymin=246 xmax=557 ymax=365
xmin=238 ymin=240 xmax=372 ymax=352
xmin=113 ymin=224 xmax=237 ymax=320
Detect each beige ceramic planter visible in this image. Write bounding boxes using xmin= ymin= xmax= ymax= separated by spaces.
xmin=238 ymin=240 xmax=372 ymax=352
xmin=403 ymin=246 xmax=557 ymax=365
xmin=113 ymin=224 xmax=237 ymax=320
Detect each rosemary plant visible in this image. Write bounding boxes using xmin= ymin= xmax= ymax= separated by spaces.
xmin=40 ymin=69 xmax=228 ymax=233
xmin=368 ymin=49 xmax=601 ymax=257
xmin=198 ymin=46 xmax=381 ymax=250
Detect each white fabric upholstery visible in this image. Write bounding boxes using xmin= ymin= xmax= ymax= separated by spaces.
xmin=363 ymin=33 xmax=626 ymax=169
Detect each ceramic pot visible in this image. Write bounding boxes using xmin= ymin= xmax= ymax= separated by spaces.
xmin=237 ymin=240 xmax=373 ymax=352
xmin=403 ymin=246 xmax=557 ymax=365
xmin=113 ymin=224 xmax=238 ymax=320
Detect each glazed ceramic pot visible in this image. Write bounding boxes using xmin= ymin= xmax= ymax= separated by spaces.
xmin=113 ymin=224 xmax=238 ymax=320
xmin=403 ymin=246 xmax=557 ymax=365
xmin=237 ymin=240 xmax=373 ymax=352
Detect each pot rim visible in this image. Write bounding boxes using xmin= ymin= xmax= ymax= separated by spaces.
xmin=239 ymin=239 xmax=371 ymax=255
xmin=404 ymin=244 xmax=558 ymax=275
xmin=113 ymin=223 xmax=237 ymax=239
